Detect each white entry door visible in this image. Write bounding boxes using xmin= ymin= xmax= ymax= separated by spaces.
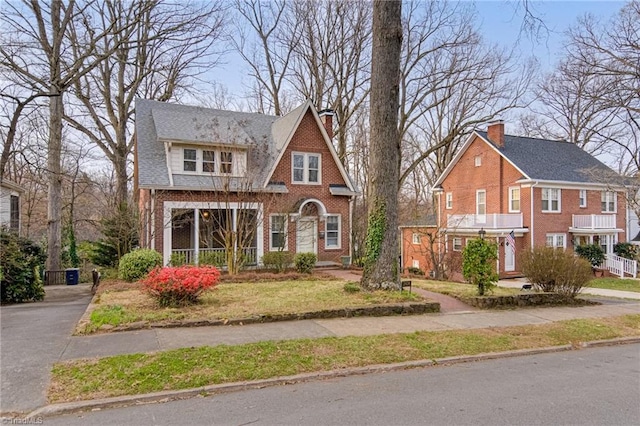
xmin=296 ymin=218 xmax=317 ymax=254
xmin=505 ymin=244 xmax=515 ymax=272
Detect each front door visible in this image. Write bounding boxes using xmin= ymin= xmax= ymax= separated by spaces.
xmin=296 ymin=218 xmax=317 ymax=254
xmin=504 ymin=242 xmax=515 ymax=272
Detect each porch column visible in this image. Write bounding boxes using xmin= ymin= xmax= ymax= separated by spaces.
xmin=194 ymin=208 xmax=200 ymax=265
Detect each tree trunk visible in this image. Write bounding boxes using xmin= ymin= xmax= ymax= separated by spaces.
xmin=46 ymin=89 xmax=63 ymax=271
xmin=361 ymin=0 xmax=402 ymax=290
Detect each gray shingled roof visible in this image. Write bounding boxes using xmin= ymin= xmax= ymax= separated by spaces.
xmin=136 ymin=99 xmax=300 ymax=190
xmin=476 ymin=131 xmax=617 ymax=183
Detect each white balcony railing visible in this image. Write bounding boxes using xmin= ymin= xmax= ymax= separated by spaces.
xmin=572 ymin=214 xmax=616 ymax=229
xmin=447 ymin=213 xmax=523 ymax=229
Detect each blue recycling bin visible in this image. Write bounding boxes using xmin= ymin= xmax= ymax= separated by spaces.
xmin=65 ymin=268 xmax=79 ymax=285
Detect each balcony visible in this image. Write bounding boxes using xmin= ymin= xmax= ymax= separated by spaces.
xmin=447 ymin=213 xmax=523 ymax=229
xmin=572 ymin=214 xmax=616 ymax=229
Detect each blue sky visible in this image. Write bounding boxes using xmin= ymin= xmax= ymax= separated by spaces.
xmin=474 ymin=0 xmax=623 ymax=72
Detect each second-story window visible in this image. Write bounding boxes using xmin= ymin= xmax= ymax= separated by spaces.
xmin=542 ymin=188 xmax=560 ymax=212
xmin=220 ymin=151 xmax=233 ymax=174
xmin=476 ymin=190 xmax=486 ymax=216
xmin=292 ymin=152 xmax=321 ymax=184
xmin=183 ymin=149 xmax=197 ymax=172
xmin=579 ymin=189 xmax=587 ymax=208
xmin=445 ymin=192 xmax=453 ymax=209
xmin=509 ymin=187 xmax=520 ymax=212
xmin=601 ymin=191 xmax=616 ymax=213
xmin=202 ymin=150 xmax=215 ymax=172
xmin=412 ymin=233 xmax=420 ymax=244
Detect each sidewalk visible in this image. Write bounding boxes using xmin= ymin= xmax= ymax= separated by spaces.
xmin=60 ymin=300 xmax=640 ymax=361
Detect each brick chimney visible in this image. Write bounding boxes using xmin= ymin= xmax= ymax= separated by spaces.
xmin=318 ymin=109 xmax=334 ymax=139
xmin=487 ymin=120 xmax=505 ymax=147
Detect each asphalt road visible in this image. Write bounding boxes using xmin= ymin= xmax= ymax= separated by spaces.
xmin=43 ymin=343 xmax=640 ymax=426
xmin=0 ymin=285 xmax=92 ymax=414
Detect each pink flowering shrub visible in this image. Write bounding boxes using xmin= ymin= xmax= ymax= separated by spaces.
xmin=142 ymin=265 xmax=221 ymax=307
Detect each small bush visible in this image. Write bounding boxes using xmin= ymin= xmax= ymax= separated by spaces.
xmin=521 ymin=246 xmax=593 ymax=297
xmin=613 ymin=242 xmax=638 ymax=260
xmin=261 ymin=251 xmax=293 ymax=273
xmin=118 ymin=249 xmax=163 ymax=282
xmin=407 ymin=266 xmax=424 ymax=276
xmin=170 ymin=252 xmax=188 ymax=267
xmin=0 ymin=231 xmax=46 ymax=304
xmin=343 ymin=282 xmax=361 ymax=293
xmin=462 ymin=238 xmax=498 ymax=296
xmin=294 ymin=252 xmax=317 ymax=274
xmin=142 ymin=265 xmax=221 ymax=307
xmin=575 ymin=244 xmax=605 ymax=268
xmin=199 ymin=251 xmax=226 ymax=267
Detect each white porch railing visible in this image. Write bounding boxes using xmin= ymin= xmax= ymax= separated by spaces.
xmin=572 ymin=214 xmax=616 ymax=229
xmin=170 ymin=247 xmax=258 ymax=266
xmin=602 ymin=254 xmax=637 ymax=278
xmin=447 ymin=213 xmax=523 ymax=229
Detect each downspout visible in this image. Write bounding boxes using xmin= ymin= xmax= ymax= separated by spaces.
xmin=349 ymin=195 xmax=355 ymax=262
xmin=530 ymin=181 xmax=538 ymax=248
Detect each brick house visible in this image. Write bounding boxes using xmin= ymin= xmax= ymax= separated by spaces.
xmin=428 ymin=121 xmax=627 ymax=279
xmin=135 ymin=99 xmax=358 ymax=267
xmin=400 ymin=215 xmax=437 ymax=276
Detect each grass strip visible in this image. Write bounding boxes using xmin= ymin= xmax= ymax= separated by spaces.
xmin=50 ymin=314 xmax=640 ymax=403
xmin=588 ymin=278 xmax=640 ymax=293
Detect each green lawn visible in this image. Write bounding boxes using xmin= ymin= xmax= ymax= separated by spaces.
xmin=50 ymin=314 xmax=640 ymax=403
xmin=412 ymin=279 xmax=521 ymax=298
xmin=588 ymin=278 xmax=640 ymax=293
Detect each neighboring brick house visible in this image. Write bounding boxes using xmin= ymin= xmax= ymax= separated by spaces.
xmin=432 ymin=121 xmax=627 ymax=279
xmin=0 ymin=179 xmax=23 ymax=234
xmin=400 ymin=215 xmax=437 ymax=275
xmin=135 ymin=99 xmax=358 ymax=267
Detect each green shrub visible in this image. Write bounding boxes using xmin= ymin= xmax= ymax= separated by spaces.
xmin=118 ymin=249 xmax=163 ymax=282
xmin=199 ymin=251 xmax=226 ymax=267
xmin=407 ymin=266 xmax=424 ymax=276
xmin=343 ymin=282 xmax=361 ymax=293
xmin=294 ymin=252 xmax=317 ymax=274
xmin=575 ymin=244 xmax=605 ymax=268
xmin=521 ymin=246 xmax=593 ymax=297
xmin=462 ymin=238 xmax=498 ymax=296
xmin=170 ymin=252 xmax=188 ymax=267
xmin=261 ymin=251 xmax=293 ymax=273
xmin=613 ymin=242 xmax=638 ymax=260
xmin=0 ymin=231 xmax=46 ymax=303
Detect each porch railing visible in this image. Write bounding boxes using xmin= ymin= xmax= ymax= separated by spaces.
xmin=572 ymin=214 xmax=616 ymax=229
xmin=170 ymin=247 xmax=258 ymax=267
xmin=447 ymin=213 xmax=523 ymax=229
xmin=602 ymin=254 xmax=637 ymax=278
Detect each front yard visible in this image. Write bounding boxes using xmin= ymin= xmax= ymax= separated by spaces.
xmin=588 ymin=277 xmax=640 ymax=293
xmin=80 ymin=275 xmax=422 ymax=334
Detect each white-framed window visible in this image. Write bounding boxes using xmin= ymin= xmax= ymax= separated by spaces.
xmin=269 ymin=214 xmax=287 ymax=250
xmin=202 ymin=150 xmax=215 ymax=173
xmin=509 ymin=187 xmax=520 ymax=212
xmin=220 ymin=151 xmax=233 ymax=174
xmin=545 ymin=233 xmax=566 ymax=249
xmin=183 ymin=148 xmax=197 ymax=172
xmin=453 ymin=237 xmax=463 ymax=251
xmin=597 ymin=234 xmax=616 ymax=254
xmin=579 ymin=189 xmax=587 ymax=208
xmin=292 ymin=152 xmax=321 ymax=184
xmin=412 ymin=233 xmax=420 ymax=244
xmin=445 ymin=192 xmax=453 ymax=209
xmin=325 ymin=215 xmax=341 ymax=248
xmin=412 ymin=259 xmax=420 ymax=269
xmin=474 ymin=155 xmax=482 ymax=167
xmin=542 ymin=188 xmax=560 ymax=212
xmin=601 ymin=191 xmax=616 ymax=213
xmin=476 ymin=190 xmax=486 ymax=216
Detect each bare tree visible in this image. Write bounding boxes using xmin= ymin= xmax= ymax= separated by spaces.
xmin=64 ymin=0 xmax=227 ymax=208
xmin=0 ymin=0 xmax=132 ymax=270
xmin=361 ymin=0 xmax=402 ymax=290
xmin=231 ymin=0 xmax=295 ymax=115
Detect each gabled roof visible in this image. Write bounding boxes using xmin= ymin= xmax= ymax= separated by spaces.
xmin=434 ymin=130 xmax=619 ymax=187
xmin=0 ymin=179 xmax=24 ymax=193
xmin=135 ymin=99 xmax=356 ymax=193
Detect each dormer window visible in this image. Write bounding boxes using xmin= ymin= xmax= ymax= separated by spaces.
xmin=292 ymin=152 xmax=321 ymax=184
xmin=221 ymin=151 xmax=233 ymax=174
xmin=202 ymin=150 xmax=215 ymax=172
xmin=184 ymin=149 xmax=197 ymax=171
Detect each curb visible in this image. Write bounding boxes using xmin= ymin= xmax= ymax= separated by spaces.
xmin=28 ymin=336 xmax=640 ymax=419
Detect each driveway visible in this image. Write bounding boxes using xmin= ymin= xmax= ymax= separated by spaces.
xmin=0 ymin=284 xmax=92 ymax=415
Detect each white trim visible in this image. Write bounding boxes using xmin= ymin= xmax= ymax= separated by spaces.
xmin=325 ymin=214 xmax=341 ymax=249
xmin=541 ymin=187 xmax=561 ymax=213
xmin=508 ymin=186 xmax=520 ymax=213
xmin=296 ymin=217 xmax=317 ymax=254
xmin=164 ymin=142 xmax=174 ymax=186
xmin=269 ymin=214 xmax=288 ymax=251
